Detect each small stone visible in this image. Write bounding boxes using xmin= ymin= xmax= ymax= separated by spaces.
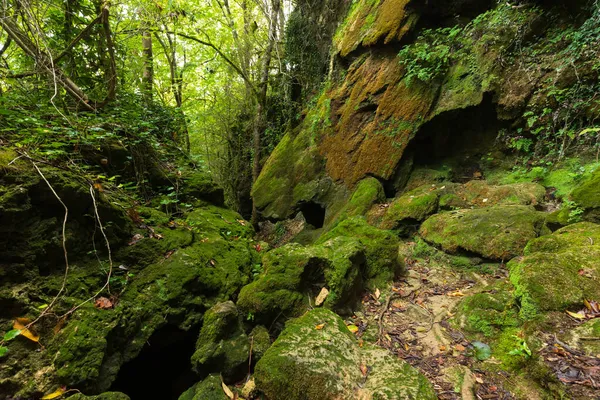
xmin=315 ymin=287 xmax=330 ymax=306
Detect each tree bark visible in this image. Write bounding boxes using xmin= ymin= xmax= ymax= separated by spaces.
xmin=142 ymin=29 xmax=153 ymax=103
xmin=251 ymin=0 xmax=281 ymax=226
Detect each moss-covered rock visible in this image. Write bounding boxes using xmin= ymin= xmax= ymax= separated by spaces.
xmin=420 ymin=206 xmax=548 ymax=260
xmin=250 ymin=325 xmax=271 ymax=362
xmin=69 ymin=392 xmax=131 ymax=400
xmin=254 ymin=308 xmax=436 ymax=400
xmin=178 ymin=374 xmax=228 ymax=400
xmin=570 ymin=167 xmax=600 ymax=221
xmin=318 ymin=217 xmax=402 ymax=289
xmin=444 ymin=181 xmax=546 ymax=209
xmin=509 ymin=222 xmax=600 ymax=318
xmin=237 ymin=236 xmax=367 ymax=324
xmin=368 ymin=185 xmax=441 ymax=231
xmin=329 ymin=177 xmax=386 ymax=227
xmin=180 ymin=170 xmax=225 ymax=206
xmin=191 ymin=301 xmax=249 ymax=380
xmin=453 ymin=283 xmax=521 ymax=337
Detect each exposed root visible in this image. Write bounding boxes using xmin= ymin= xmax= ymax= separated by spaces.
xmin=27 ymin=161 xmax=70 ymax=329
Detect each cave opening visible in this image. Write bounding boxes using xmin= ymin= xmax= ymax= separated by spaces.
xmin=110 ymin=324 xmax=200 ymax=400
xmin=387 ymin=94 xmax=507 ymax=195
xmin=298 ymin=201 xmax=326 ymax=228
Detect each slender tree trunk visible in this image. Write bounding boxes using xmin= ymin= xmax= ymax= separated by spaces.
xmin=142 ymin=29 xmax=153 ymax=103
xmin=251 ymin=0 xmax=281 ymax=226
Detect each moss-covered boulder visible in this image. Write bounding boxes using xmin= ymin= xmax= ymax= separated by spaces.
xmin=191 ymin=301 xmax=249 ymax=380
xmin=318 ymin=217 xmax=402 ymax=289
xmin=254 ymin=308 xmax=436 ymax=400
xmin=453 ymin=283 xmax=521 ymax=337
xmin=237 ymin=236 xmax=367 ymax=324
xmin=179 ymin=374 xmax=228 ymax=400
xmin=329 ymin=177 xmax=386 ymax=227
xmin=441 ymin=181 xmax=546 ymax=209
xmin=420 ymin=206 xmax=548 ymax=260
xmin=69 ymin=393 xmax=130 ymax=400
xmin=570 ymin=167 xmax=600 ymax=221
xmin=249 ymin=325 xmax=271 ymax=362
xmin=368 ymin=185 xmax=441 ymax=231
xmin=180 ymin=170 xmax=225 ymax=206
xmin=509 ymin=222 xmax=600 ymax=318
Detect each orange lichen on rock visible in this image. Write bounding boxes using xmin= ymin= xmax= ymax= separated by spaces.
xmin=336 ymin=0 xmax=417 ymax=57
xmin=319 ymin=56 xmax=436 ymax=185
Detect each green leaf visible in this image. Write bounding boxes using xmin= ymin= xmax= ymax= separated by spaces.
xmin=3 ymin=329 xmax=21 ymax=341
xmin=472 ymin=341 xmax=491 ymax=361
xmin=0 ymin=346 xmax=7 ymax=357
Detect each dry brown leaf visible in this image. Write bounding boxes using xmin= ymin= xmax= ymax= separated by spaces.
xmin=447 ymin=291 xmax=465 ymax=297
xmin=41 ymin=387 xmax=66 ymax=400
xmin=374 ymin=288 xmax=381 ymax=299
xmin=13 ymin=319 xmax=39 ymax=343
xmin=455 ymin=344 xmax=466 ymax=352
xmin=360 ymin=364 xmax=368 ymax=377
xmin=439 ymin=345 xmax=447 ymax=352
xmin=94 ymin=297 xmax=113 ymax=310
xmin=221 ymin=381 xmax=235 ymax=399
xmin=315 ymin=323 xmax=326 ymax=330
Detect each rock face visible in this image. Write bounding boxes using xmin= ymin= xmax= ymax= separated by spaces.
xmin=571 ymin=168 xmax=600 ymax=221
xmin=252 ymin=0 xmax=558 ymax=223
xmin=509 ymin=222 xmax=600 ymax=318
xmin=419 ymin=206 xmax=548 ymax=260
xmin=254 ymin=308 xmax=437 ymax=400
xmin=191 ymin=301 xmax=250 ymax=381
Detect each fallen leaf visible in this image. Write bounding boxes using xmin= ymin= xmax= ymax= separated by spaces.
xmin=221 ymin=381 xmax=234 ymax=399
xmin=254 ymin=243 xmax=262 ymax=252
xmin=475 ymin=376 xmax=484 ymax=384
xmin=93 ymin=182 xmax=104 ymax=192
xmin=374 ymin=288 xmax=381 ymax=299
xmin=41 ymin=387 xmax=66 ymax=400
xmin=94 ymin=297 xmax=114 ymax=310
xmin=455 ymin=344 xmax=466 ymax=352
xmin=237 ymin=219 xmax=247 ymax=226
xmin=315 ymin=287 xmax=329 ymax=306
xmin=347 ymin=324 xmax=359 ymax=333
xmin=13 ymin=319 xmax=39 ymax=343
xmin=164 ymin=249 xmax=176 ymax=259
xmin=315 ymin=323 xmax=326 ymax=330
xmin=448 ymin=291 xmax=465 ymax=297
xmin=128 ymin=233 xmax=144 ymax=246
xmin=439 ymin=345 xmax=447 ymax=352
xmin=210 ymin=259 xmax=216 ymax=266
xmin=566 ymin=310 xmax=586 ymax=320
xmin=53 ymin=318 xmax=66 ymax=335
xmin=360 ymin=364 xmax=369 ymax=377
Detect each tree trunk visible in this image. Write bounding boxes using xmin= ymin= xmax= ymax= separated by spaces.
xmin=251 ymin=0 xmax=281 ymax=226
xmin=142 ymin=29 xmax=153 ymax=103
xmin=101 ymin=2 xmax=117 ymax=102
xmin=0 ymin=13 xmax=94 ymax=111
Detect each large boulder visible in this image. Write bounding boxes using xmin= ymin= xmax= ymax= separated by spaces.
xmin=237 ymin=237 xmax=367 ymax=324
xmin=420 ymin=205 xmax=548 ymax=260
xmin=179 ymin=374 xmax=228 ymax=400
xmin=571 ymin=167 xmax=600 ymax=221
xmin=254 ymin=308 xmax=437 ymax=400
xmin=191 ymin=301 xmax=249 ymax=381
xmin=509 ymin=222 xmax=600 ymax=318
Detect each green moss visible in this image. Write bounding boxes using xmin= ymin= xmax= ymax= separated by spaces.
xmin=318 ymin=217 xmax=402 ymax=289
xmin=191 ymin=301 xmax=249 ymax=379
xmin=237 ymin=237 xmax=366 ymax=323
xmin=571 ymin=166 xmax=600 ymax=209
xmin=420 ymin=206 xmax=548 ymax=260
xmin=329 ymin=177 xmax=385 ymax=227
xmin=69 ymin=393 xmax=130 ymax=400
xmin=509 ymin=222 xmax=600 ymax=319
xmin=373 ymin=185 xmax=440 ymax=230
xmin=179 ymin=374 xmax=228 ymax=400
xmin=254 ymin=308 xmax=436 ymax=400
xmin=250 ymin=325 xmax=271 ymax=362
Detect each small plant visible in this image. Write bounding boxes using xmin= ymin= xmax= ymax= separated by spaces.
xmin=0 ymin=328 xmax=22 ymax=357
xmin=563 ymin=199 xmax=585 ymax=223
xmin=508 ymin=335 xmax=532 ymax=358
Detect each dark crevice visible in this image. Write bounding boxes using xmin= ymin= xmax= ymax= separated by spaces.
xmin=298 ymin=201 xmax=326 ymax=228
xmin=110 ymin=324 xmax=201 ymax=400
xmin=386 ymin=93 xmax=507 ymax=194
